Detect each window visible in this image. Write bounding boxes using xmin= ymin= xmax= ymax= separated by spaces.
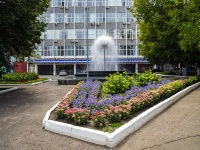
xmin=65 ymin=0 xmax=73 ymax=6
xmin=107 ymin=29 xmax=116 ymax=38
xmin=55 ymin=13 xmax=64 ymax=23
xmin=54 ymin=30 xmax=60 ymax=39
xmin=126 ymin=0 xmax=133 ymax=6
xmin=45 ymin=13 xmax=55 ymax=23
xmin=122 ymin=0 xmax=125 ymax=6
xmin=89 ymin=13 xmax=95 ymax=23
xmin=44 ymin=30 xmax=54 ymax=39
xmin=116 ymin=0 xmax=123 ymax=6
xmin=96 ymin=13 xmax=105 ymax=23
xmin=67 ymin=13 xmax=74 ymax=23
xmin=96 ymin=0 xmax=104 ymax=6
xmin=108 ymin=0 xmax=115 ymax=6
xmin=53 ymin=0 xmax=64 ymax=6
xmin=118 ymin=45 xmax=126 ymax=55
xmin=65 ymin=46 xmax=74 ymax=56
xmin=75 ymin=0 xmax=85 ymax=6
xmin=88 ymin=0 xmax=95 ymax=6
xmin=127 ymin=29 xmax=135 ymax=39
xmin=118 ymin=29 xmax=126 ymax=39
xmin=75 ymin=46 xmax=85 ymax=56
xmin=96 ymin=29 xmax=106 ymax=38
xmin=76 ymin=29 xmax=85 ymax=39
xmin=75 ymin=13 xmax=84 ymax=23
xmin=60 ymin=30 xmax=67 ymax=39
xmin=55 ymin=46 xmax=64 ymax=56
xmin=88 ymin=46 xmax=92 ymax=56
xmin=127 ymin=45 xmax=135 ymax=56
xmin=67 ymin=29 xmax=75 ymax=39
xmin=117 ymin=13 xmax=125 ymax=22
xmin=127 ymin=13 xmax=134 ymax=22
xmin=88 ymin=29 xmax=95 ymax=39
xmin=106 ymin=13 xmax=115 ymax=22
xmin=44 ymin=46 xmax=54 ymax=56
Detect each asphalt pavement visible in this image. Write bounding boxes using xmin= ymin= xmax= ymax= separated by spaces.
xmin=0 ymin=79 xmax=200 ymax=150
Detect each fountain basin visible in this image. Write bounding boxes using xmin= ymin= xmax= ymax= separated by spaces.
xmin=58 ymin=71 xmax=134 ymax=85
xmin=75 ymin=71 xmax=124 ymax=77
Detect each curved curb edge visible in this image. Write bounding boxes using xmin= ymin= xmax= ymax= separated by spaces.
xmin=0 ymin=87 xmax=18 ymax=94
xmin=43 ymin=82 xmax=200 ymax=148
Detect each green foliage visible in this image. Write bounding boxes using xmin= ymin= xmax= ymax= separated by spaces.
xmin=0 ymin=0 xmax=50 ymax=71
xmin=134 ymin=71 xmax=161 ymax=86
xmin=2 ymin=72 xmax=39 ymax=82
xmin=132 ymin=0 xmax=200 ymax=69
xmin=102 ymin=123 xmax=122 ymax=133
xmin=102 ymin=72 xmax=137 ymax=94
xmin=56 ymin=108 xmax=66 ymax=119
xmin=102 ymin=71 xmax=160 ymax=94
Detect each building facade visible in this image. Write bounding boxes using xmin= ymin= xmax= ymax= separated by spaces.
xmin=33 ymin=0 xmax=151 ymax=75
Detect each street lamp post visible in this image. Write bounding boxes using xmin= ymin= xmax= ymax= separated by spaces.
xmin=86 ymin=0 xmax=89 ymax=81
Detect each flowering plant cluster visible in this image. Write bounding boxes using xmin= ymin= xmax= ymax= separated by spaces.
xmin=72 ymin=80 xmax=102 ymax=111
xmin=65 ymin=108 xmax=90 ymax=125
xmin=55 ymin=74 xmax=199 ymax=129
xmin=104 ymin=104 xmax=132 ymax=123
xmin=56 ymin=81 xmax=84 ymax=119
xmin=90 ymin=111 xmax=106 ymax=127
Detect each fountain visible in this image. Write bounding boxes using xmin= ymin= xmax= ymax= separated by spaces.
xmin=59 ymin=35 xmax=124 ymax=85
xmin=75 ymin=35 xmax=124 ymax=78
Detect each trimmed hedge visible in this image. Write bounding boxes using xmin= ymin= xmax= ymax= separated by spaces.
xmin=2 ymin=72 xmax=39 ymax=82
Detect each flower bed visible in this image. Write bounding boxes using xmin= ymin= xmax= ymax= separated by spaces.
xmin=53 ymin=72 xmax=199 ymax=132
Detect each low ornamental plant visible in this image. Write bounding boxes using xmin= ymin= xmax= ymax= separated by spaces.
xmin=134 ymin=70 xmax=160 ymax=86
xmin=65 ymin=108 xmax=90 ymax=125
xmin=90 ymin=111 xmax=107 ymax=127
xmin=56 ymin=81 xmax=84 ymax=119
xmin=2 ymin=72 xmax=39 ymax=82
xmin=104 ymin=104 xmax=132 ymax=123
xmin=54 ymin=74 xmax=199 ymax=129
xmin=102 ymin=71 xmax=137 ymax=94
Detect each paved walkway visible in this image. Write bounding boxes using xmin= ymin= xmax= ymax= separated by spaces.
xmin=0 ymin=80 xmax=199 ymax=150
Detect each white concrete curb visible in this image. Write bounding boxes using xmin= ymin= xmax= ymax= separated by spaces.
xmin=43 ymin=82 xmax=200 ymax=148
xmin=30 ymin=79 xmax=50 ymax=85
xmin=0 ymin=87 xmax=18 ymax=94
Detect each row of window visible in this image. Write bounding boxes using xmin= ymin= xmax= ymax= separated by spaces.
xmin=43 ymin=29 xmax=139 ymax=39
xmin=40 ymin=45 xmax=136 ymax=56
xmin=45 ymin=13 xmax=133 ymax=23
xmin=52 ymin=0 xmax=133 ymax=7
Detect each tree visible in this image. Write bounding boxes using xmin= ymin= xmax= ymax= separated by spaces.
xmin=132 ymin=0 xmax=200 ymax=71
xmin=0 ymin=0 xmax=50 ymax=75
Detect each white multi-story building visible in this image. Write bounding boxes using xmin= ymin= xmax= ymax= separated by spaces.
xmin=33 ymin=0 xmax=150 ymax=75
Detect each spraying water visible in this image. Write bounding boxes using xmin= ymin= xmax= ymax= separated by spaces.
xmin=90 ymin=35 xmax=117 ymax=71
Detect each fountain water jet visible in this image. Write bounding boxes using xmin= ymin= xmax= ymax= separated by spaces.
xmin=91 ymin=35 xmax=117 ymax=71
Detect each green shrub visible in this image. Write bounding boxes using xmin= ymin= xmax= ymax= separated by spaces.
xmin=2 ymin=72 xmax=39 ymax=82
xmin=134 ymin=70 xmax=161 ymax=86
xmin=102 ymin=72 xmax=137 ymax=94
